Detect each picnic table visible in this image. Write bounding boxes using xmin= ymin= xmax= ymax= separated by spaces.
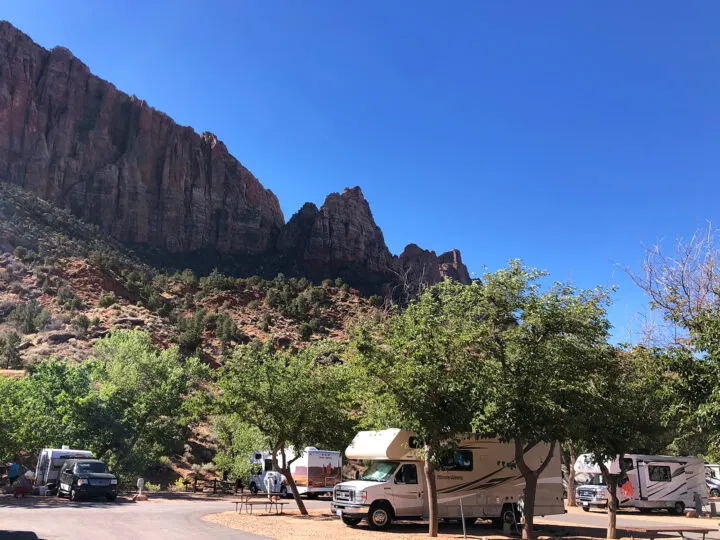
xmin=620 ymin=525 xmax=716 ymax=540
xmin=230 ymin=496 xmax=289 ymax=515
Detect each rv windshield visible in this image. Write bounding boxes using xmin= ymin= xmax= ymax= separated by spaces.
xmin=587 ymin=475 xmax=606 ymax=486
xmin=360 ymin=461 xmax=399 ymax=482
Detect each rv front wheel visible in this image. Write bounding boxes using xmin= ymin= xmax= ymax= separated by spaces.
xmin=341 ymin=515 xmax=361 ymax=527
xmin=672 ymin=502 xmax=685 ymax=515
xmin=368 ymin=502 xmax=393 ymax=531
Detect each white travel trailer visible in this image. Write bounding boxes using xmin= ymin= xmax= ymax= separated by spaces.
xmin=35 ymin=447 xmax=94 ymax=491
xmin=331 ymin=429 xmax=564 ymax=531
xmin=575 ymin=453 xmax=707 ymax=514
xmin=249 ymin=447 xmax=342 ymax=497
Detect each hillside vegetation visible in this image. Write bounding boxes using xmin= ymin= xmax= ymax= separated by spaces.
xmin=0 ymin=182 xmax=382 ymax=368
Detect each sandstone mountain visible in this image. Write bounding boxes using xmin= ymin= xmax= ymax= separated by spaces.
xmin=0 ymin=21 xmax=470 ymax=289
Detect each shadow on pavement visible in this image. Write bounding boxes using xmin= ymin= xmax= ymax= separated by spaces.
xmin=0 ymin=532 xmax=41 ymax=539
xmin=0 ymin=494 xmax=133 ymax=509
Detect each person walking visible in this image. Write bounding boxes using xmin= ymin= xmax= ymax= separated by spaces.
xmin=6 ymin=456 xmax=19 ymax=488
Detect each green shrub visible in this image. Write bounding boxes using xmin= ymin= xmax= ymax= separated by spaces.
xmin=0 ymin=331 xmax=21 ymax=368
xmin=13 ymin=246 xmax=27 ymax=260
xmin=322 ymin=279 xmax=333 ymax=287
xmin=298 ymin=323 xmax=313 ymax=341
xmin=216 ymin=313 xmax=239 ymax=343
xmin=176 ymin=310 xmax=206 ymax=353
xmin=98 ymin=293 xmax=116 ymax=308
xmin=9 ymin=300 xmax=50 ymax=334
xmin=247 ymin=299 xmax=260 ymax=310
xmin=265 ymin=289 xmax=281 ymax=308
xmin=334 ymin=277 xmax=344 ymax=287
xmin=369 ymin=295 xmax=383 ymax=307
xmin=72 ymin=314 xmax=91 ymax=332
xmin=199 ymin=268 xmax=235 ymax=292
xmin=341 ymin=283 xmax=351 ymax=293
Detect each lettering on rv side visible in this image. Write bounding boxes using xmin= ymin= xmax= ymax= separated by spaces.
xmin=437 ymin=474 xmax=463 ymax=481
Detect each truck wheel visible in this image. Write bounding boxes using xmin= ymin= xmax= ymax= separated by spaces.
xmin=582 ymin=506 xmax=590 ymax=512
xmin=368 ymin=502 xmax=393 ymax=531
xmin=341 ymin=515 xmax=362 ymax=527
xmin=70 ymin=488 xmax=78 ymax=502
xmin=106 ymin=494 xmax=117 ymax=502
xmin=671 ymin=501 xmax=685 ymax=515
xmin=250 ymin=482 xmax=258 ymax=495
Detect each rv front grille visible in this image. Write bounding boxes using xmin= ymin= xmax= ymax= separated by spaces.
xmin=334 ymin=489 xmax=354 ymax=502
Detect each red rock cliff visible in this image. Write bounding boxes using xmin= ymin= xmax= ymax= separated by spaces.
xmin=0 ymin=21 xmax=284 ymax=253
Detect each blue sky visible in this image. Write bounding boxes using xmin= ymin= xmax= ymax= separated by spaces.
xmin=5 ymin=1 xmax=720 ymax=341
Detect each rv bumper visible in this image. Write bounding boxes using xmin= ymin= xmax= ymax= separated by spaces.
xmin=331 ymin=502 xmax=368 ymax=517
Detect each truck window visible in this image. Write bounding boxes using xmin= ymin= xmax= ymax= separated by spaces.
xmin=648 ymin=465 xmax=671 ymax=482
xmin=395 ymin=464 xmax=418 ymax=485
xmin=264 ymin=459 xmax=273 ymax=472
xmin=439 ymin=450 xmax=473 ymax=472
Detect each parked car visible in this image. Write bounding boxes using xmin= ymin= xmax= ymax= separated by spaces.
xmin=707 ymin=477 xmax=720 ymax=498
xmin=56 ymin=459 xmax=117 ymax=501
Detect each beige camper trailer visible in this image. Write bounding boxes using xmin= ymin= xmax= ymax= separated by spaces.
xmin=332 ymin=429 xmax=564 ymax=530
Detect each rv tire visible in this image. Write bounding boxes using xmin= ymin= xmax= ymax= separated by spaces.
xmin=368 ymin=502 xmax=393 ymax=531
xmin=464 ymin=517 xmax=476 ymax=527
xmin=280 ymin=485 xmax=289 ymax=498
xmin=638 ymin=508 xmax=652 ymax=514
xmin=582 ymin=506 xmax=590 ymax=512
xmin=711 ymin=489 xmax=720 ymax=498
xmin=341 ymin=515 xmax=362 ymax=527
xmin=250 ymin=482 xmax=258 ymax=495
xmin=671 ymin=502 xmax=685 ymax=515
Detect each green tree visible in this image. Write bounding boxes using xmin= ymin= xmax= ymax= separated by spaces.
xmin=577 ymin=348 xmax=668 ymax=539
xmin=91 ymin=330 xmax=209 ymax=476
xmin=0 ymin=331 xmax=21 ymax=368
xmin=349 ymin=280 xmax=482 ymax=536
xmin=9 ymin=300 xmax=50 ymax=334
xmin=211 ymin=415 xmax=266 ymax=481
xmin=469 ymin=262 xmax=612 ymax=539
xmin=217 ymin=340 xmax=352 ymax=515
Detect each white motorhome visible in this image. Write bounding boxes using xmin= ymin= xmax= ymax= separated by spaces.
xmin=331 ymin=429 xmax=564 ymax=531
xmin=705 ymin=463 xmax=720 ymax=479
xmin=575 ymin=453 xmax=707 ymax=514
xmin=249 ymin=447 xmax=342 ymax=498
xmin=35 ymin=447 xmax=94 ymax=491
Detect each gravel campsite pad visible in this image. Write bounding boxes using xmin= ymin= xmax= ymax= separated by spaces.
xmin=204 ymin=509 xmax=500 ymax=539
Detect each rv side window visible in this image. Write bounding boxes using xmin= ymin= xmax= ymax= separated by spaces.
xmin=648 ymin=465 xmax=671 ymax=482
xmin=440 ymin=450 xmax=473 ymax=472
xmin=395 ymin=464 xmax=418 ymax=485
xmin=622 ymin=458 xmax=634 ymax=471
xmin=264 ymin=459 xmax=273 ymax=471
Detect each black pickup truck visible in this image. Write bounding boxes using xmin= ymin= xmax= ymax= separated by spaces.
xmin=57 ymin=459 xmax=117 ymax=501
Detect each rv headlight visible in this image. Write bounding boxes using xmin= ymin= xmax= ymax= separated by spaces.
xmin=358 ymin=490 xmax=367 ymax=503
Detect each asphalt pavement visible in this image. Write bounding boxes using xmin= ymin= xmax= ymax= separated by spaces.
xmin=1 ymin=495 xmax=719 ymax=540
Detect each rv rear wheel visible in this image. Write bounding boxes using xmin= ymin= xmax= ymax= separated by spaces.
xmin=464 ymin=517 xmax=476 ymax=527
xmin=711 ymin=489 xmax=720 ymax=498
xmin=671 ymin=502 xmax=685 ymax=515
xmin=341 ymin=515 xmax=361 ymax=527
xmin=280 ymin=485 xmax=288 ymax=498
xmin=368 ymin=502 xmax=393 ymax=531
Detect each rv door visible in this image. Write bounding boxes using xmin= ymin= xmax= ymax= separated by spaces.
xmin=638 ymin=461 xmax=679 ymax=502
xmin=391 ymin=463 xmax=424 ymax=517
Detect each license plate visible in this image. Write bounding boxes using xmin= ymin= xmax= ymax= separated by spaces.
xmin=336 ymin=509 xmax=342 ymax=517
xmin=582 ymin=502 xmax=589 ymax=507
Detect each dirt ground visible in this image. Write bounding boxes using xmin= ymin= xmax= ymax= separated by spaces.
xmin=203 ymin=506 xmax=720 ymax=540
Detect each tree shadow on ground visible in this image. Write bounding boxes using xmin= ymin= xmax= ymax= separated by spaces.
xmin=0 ymin=494 xmax=133 ymax=509
xmin=0 ymin=532 xmax=41 ymax=539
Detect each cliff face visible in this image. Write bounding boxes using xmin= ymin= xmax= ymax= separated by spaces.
xmin=0 ymin=21 xmax=284 ymax=253
xmin=279 ymin=187 xmax=394 ymax=281
xmin=0 ymin=21 xmax=472 ymax=289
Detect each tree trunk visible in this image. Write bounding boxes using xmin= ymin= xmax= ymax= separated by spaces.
xmin=522 ymin=474 xmax=538 ymax=540
xmin=605 ymin=474 xmax=618 ymax=540
xmin=424 ymin=443 xmax=439 ymax=537
xmin=278 ymin=446 xmax=307 ymax=515
xmin=515 ymin=440 xmax=556 ymax=540
xmin=282 ymin=466 xmax=308 ymax=515
xmin=567 ymin=445 xmax=577 ymax=507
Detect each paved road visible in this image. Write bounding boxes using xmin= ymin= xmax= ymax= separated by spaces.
xmin=0 ymin=496 xmax=333 ymax=540
xmin=2 ymin=496 xmax=718 ymax=540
